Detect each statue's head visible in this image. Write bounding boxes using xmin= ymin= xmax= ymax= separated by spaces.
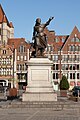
xmin=36 ymin=18 xmax=41 ymax=24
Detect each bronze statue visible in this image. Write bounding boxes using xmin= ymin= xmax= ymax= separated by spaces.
xmin=32 ymin=17 xmax=54 ymax=57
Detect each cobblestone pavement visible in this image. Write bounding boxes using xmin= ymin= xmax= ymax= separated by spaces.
xmin=0 ymin=94 xmax=80 ymax=120
xmin=0 ymin=107 xmax=80 ymax=120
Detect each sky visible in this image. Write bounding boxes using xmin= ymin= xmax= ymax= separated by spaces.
xmin=0 ymin=0 xmax=80 ymax=42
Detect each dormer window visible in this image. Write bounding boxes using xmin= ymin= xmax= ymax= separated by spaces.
xmin=19 ymin=45 xmax=25 ymax=53
xmin=55 ymin=37 xmax=59 ymax=42
xmin=62 ymin=37 xmax=65 ymax=42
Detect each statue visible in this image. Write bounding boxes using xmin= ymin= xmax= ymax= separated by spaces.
xmin=31 ymin=17 xmax=54 ymax=57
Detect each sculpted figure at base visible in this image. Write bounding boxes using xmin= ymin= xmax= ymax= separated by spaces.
xmin=31 ymin=17 xmax=54 ymax=57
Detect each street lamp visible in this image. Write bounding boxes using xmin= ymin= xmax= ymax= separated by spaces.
xmin=74 ymin=34 xmax=77 ymax=86
xmin=12 ymin=43 xmax=15 ymax=88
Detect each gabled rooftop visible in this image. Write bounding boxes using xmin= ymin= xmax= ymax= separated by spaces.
xmin=0 ymin=4 xmax=14 ymax=28
xmin=8 ymin=38 xmax=30 ymax=49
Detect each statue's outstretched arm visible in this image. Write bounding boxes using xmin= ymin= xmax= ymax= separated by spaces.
xmin=45 ymin=17 xmax=54 ymax=27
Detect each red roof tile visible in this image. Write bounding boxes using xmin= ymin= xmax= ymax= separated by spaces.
xmin=8 ymin=38 xmax=30 ymax=49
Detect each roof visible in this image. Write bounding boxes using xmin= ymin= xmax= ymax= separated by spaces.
xmin=0 ymin=4 xmax=14 ymax=28
xmin=9 ymin=22 xmax=14 ymax=28
xmin=8 ymin=38 xmax=30 ymax=49
xmin=61 ymin=26 xmax=79 ymax=50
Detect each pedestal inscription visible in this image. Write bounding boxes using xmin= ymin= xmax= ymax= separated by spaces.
xmin=31 ymin=69 xmax=49 ymax=81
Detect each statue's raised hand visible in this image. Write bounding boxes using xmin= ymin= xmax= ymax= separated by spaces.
xmin=49 ymin=17 xmax=54 ymax=21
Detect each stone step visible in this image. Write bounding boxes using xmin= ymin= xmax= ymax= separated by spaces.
xmin=1 ymin=101 xmax=80 ymax=110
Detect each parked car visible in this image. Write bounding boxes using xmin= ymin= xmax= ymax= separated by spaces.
xmin=72 ymin=86 xmax=80 ymax=97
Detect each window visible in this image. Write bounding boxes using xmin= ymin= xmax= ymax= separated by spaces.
xmin=62 ymin=55 xmax=68 ymax=62
xmin=19 ymin=45 xmax=25 ymax=53
xmin=22 ymin=64 xmax=24 ymax=70
xmin=53 ymin=55 xmax=58 ymax=61
xmin=77 ymin=65 xmax=79 ymax=70
xmin=70 ymin=73 xmax=72 ymax=79
xmin=21 ymin=56 xmax=23 ymax=61
xmin=70 ymin=73 xmax=75 ymax=79
xmin=21 ymin=46 xmax=23 ymax=52
xmin=76 ymin=55 xmax=79 ymax=61
xmin=53 ymin=64 xmax=58 ymax=70
xmin=69 ymin=65 xmax=72 ymax=70
xmin=69 ymin=45 xmax=75 ymax=51
xmin=71 ymin=37 xmax=80 ymax=42
xmin=69 ymin=46 xmax=71 ymax=51
xmin=76 ymin=38 xmax=80 ymax=42
xmin=3 ymin=50 xmax=6 ymax=54
xmin=47 ymin=45 xmax=53 ymax=52
xmin=73 ymin=65 xmax=75 ymax=70
xmin=77 ymin=73 xmax=79 ymax=79
xmin=53 ymin=73 xmax=58 ymax=79
xmin=72 ymin=46 xmax=75 ymax=51
xmin=62 ymin=37 xmax=65 ymax=42
xmin=71 ymin=38 xmax=75 ymax=42
xmin=20 ymin=64 xmax=22 ymax=70
xmin=76 ymin=46 xmax=79 ymax=51
xmin=17 ymin=56 xmax=19 ymax=60
xmin=53 ymin=73 xmax=55 ymax=79
xmin=7 ymin=58 xmax=11 ymax=64
xmin=73 ymin=73 xmax=75 ymax=79
xmin=17 ymin=64 xmax=19 ymax=70
xmin=69 ymin=64 xmax=76 ymax=70
xmin=62 ymin=64 xmax=68 ymax=70
xmin=56 ymin=73 xmax=58 ymax=79
xmin=69 ymin=55 xmax=75 ymax=61
xmin=72 ymin=55 xmax=75 ymax=61
xmin=55 ymin=38 xmax=59 ymax=42
xmin=56 ymin=64 xmax=58 ymax=70
xmin=53 ymin=64 xmax=55 ymax=70
xmin=24 ymin=56 xmax=26 ymax=60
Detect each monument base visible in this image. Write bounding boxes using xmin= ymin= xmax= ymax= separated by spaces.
xmin=22 ymin=92 xmax=57 ymax=101
xmin=22 ymin=58 xmax=57 ymax=101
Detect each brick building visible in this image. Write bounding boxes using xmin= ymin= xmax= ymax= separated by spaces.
xmin=0 ymin=5 xmax=30 ymax=89
xmin=0 ymin=4 xmax=80 ymax=90
xmin=45 ymin=26 xmax=80 ymax=90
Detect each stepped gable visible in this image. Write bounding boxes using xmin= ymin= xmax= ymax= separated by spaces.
xmin=61 ymin=26 xmax=80 ymax=51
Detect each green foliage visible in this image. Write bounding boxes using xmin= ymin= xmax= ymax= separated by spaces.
xmin=60 ymin=75 xmax=69 ymax=90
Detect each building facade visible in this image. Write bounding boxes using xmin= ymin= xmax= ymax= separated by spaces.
xmin=45 ymin=26 xmax=80 ymax=90
xmin=0 ymin=5 xmax=30 ymax=89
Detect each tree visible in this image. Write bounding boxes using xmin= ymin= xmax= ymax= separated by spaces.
xmin=60 ymin=75 xmax=69 ymax=90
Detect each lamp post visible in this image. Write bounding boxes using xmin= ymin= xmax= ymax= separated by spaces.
xmin=12 ymin=43 xmax=15 ymax=88
xmin=74 ymin=34 xmax=77 ymax=86
xmin=8 ymin=43 xmax=17 ymax=99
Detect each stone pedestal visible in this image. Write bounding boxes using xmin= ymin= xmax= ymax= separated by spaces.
xmin=22 ymin=58 xmax=57 ymax=101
